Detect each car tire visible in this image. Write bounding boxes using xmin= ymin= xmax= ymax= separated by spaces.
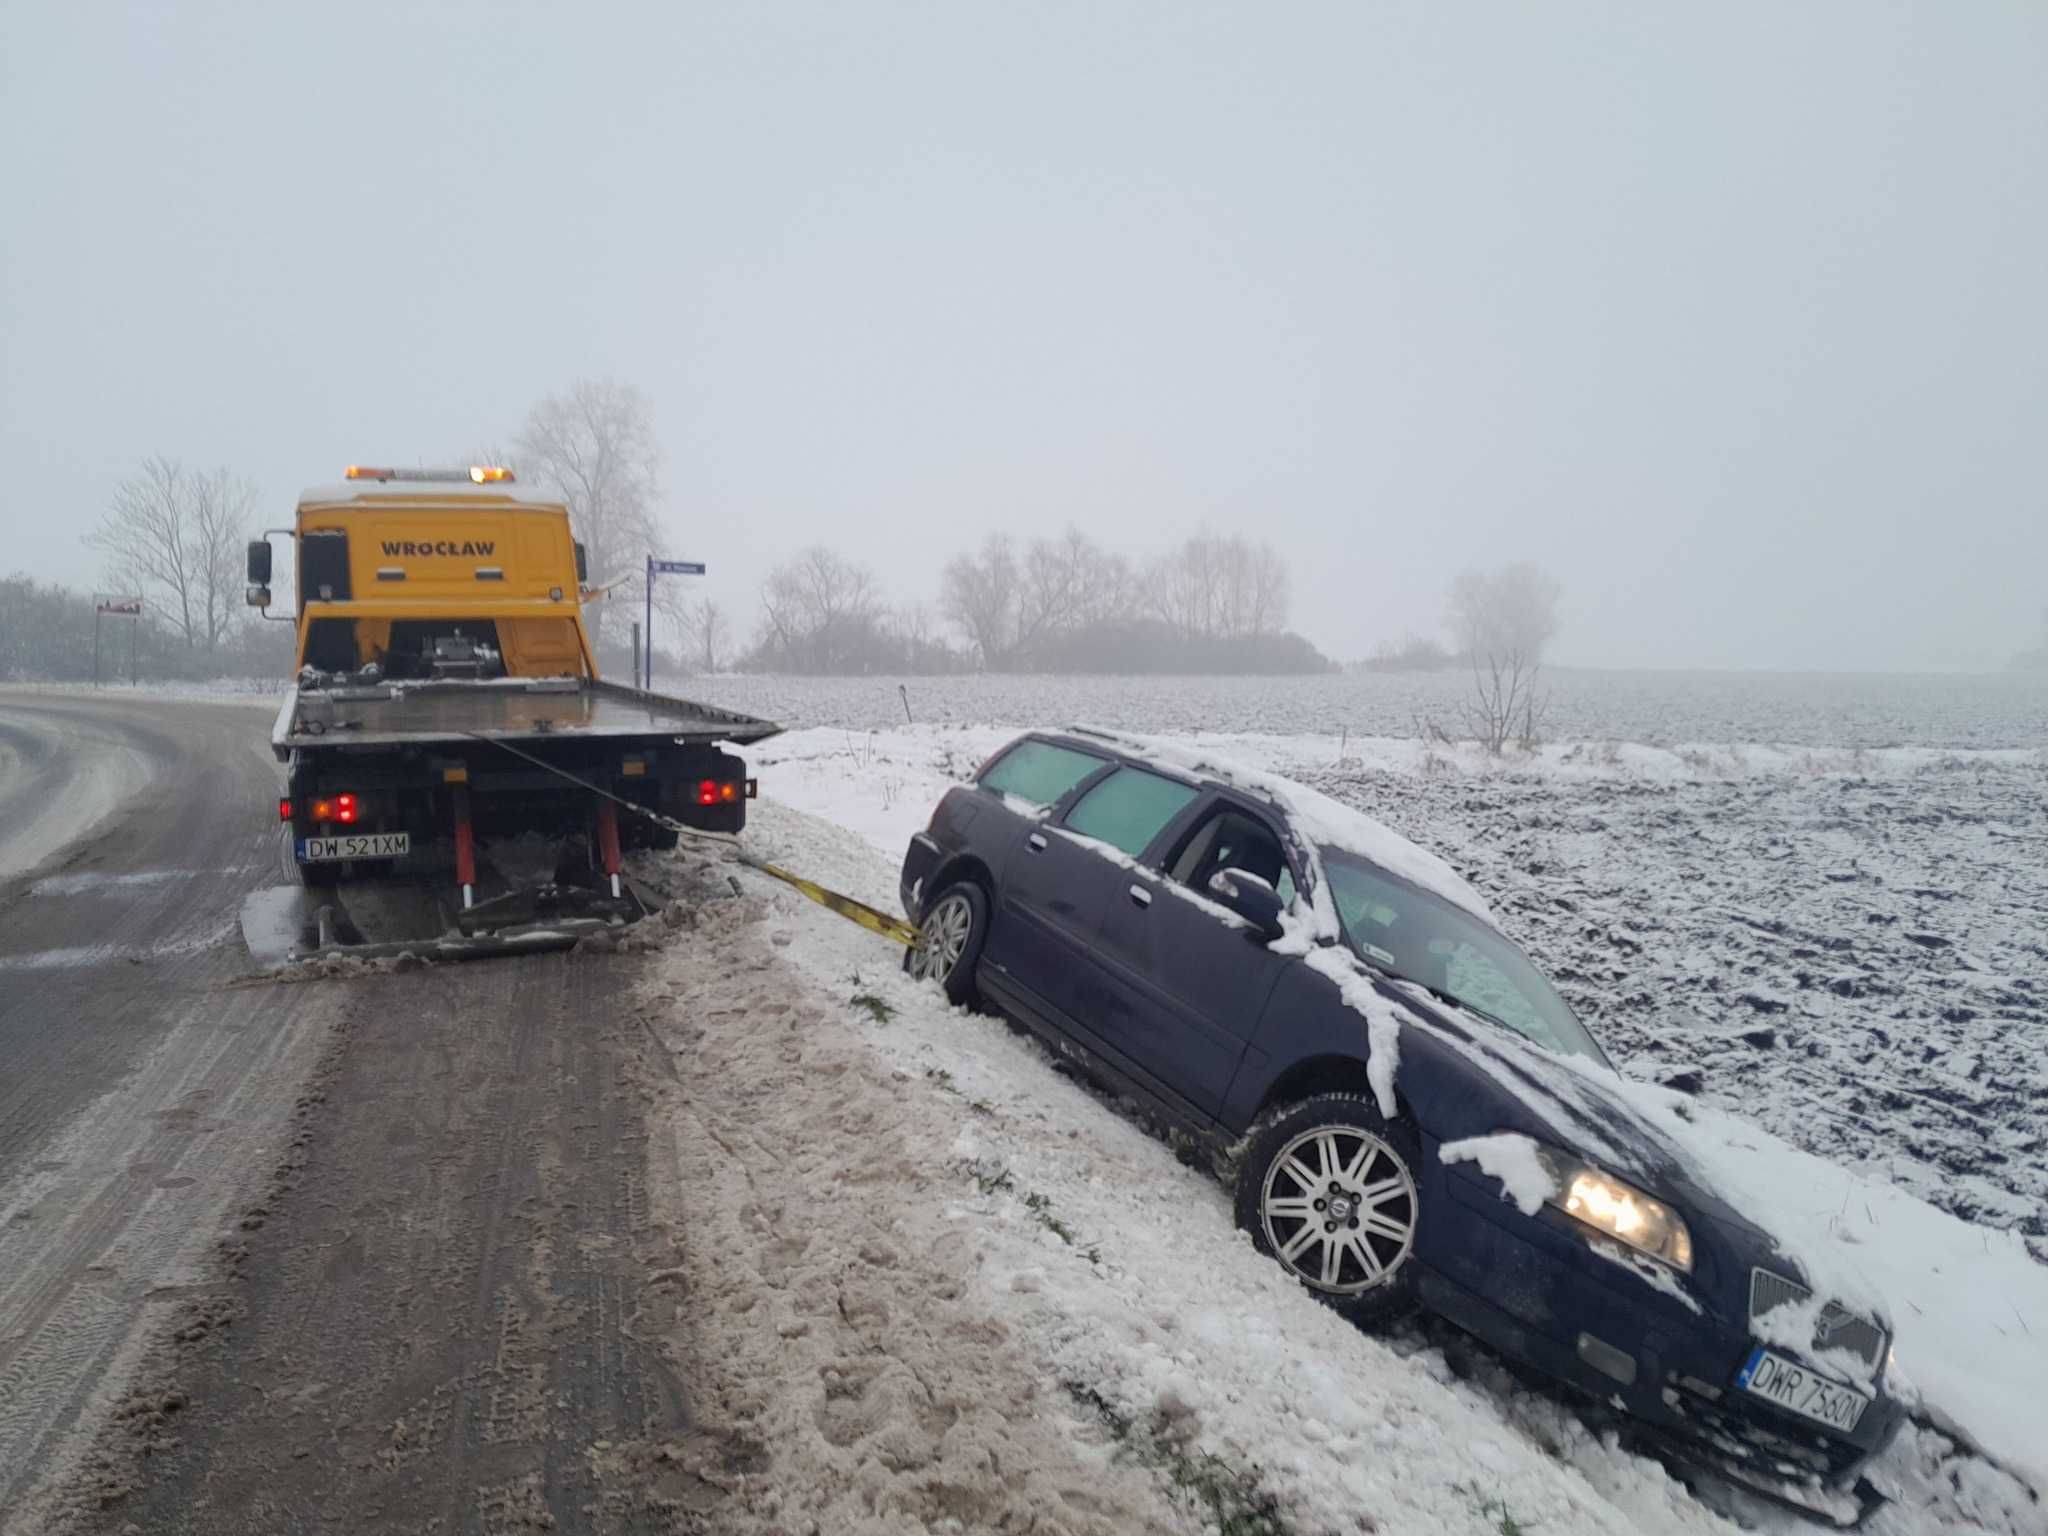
xmin=1234 ymin=1093 xmax=1424 ymax=1329
xmin=902 ymin=881 xmax=988 ymax=1007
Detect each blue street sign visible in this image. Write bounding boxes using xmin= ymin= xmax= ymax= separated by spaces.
xmin=643 ymin=555 xmax=708 ymax=688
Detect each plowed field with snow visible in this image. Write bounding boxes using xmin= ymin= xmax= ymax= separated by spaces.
xmin=628 ymin=669 xmax=2045 ymax=1534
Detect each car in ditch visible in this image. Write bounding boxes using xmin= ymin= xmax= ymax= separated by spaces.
xmin=898 ymin=727 xmax=1906 ymax=1513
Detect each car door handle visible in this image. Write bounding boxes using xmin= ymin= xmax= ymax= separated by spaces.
xmin=1128 ymin=883 xmax=1152 ymax=907
xmin=1027 ymin=832 xmax=1048 ymax=852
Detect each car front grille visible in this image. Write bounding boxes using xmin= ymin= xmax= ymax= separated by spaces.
xmin=1750 ymin=1268 xmax=1886 ymax=1373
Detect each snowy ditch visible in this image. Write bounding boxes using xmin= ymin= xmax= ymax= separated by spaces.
xmin=625 ymin=723 xmax=2046 ymax=1534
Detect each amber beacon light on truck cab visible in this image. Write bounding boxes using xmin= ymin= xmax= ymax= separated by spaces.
xmin=246 ymin=466 xmax=779 ymax=962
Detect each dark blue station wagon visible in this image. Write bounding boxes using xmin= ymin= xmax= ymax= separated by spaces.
xmin=899 ymin=728 xmax=1905 ymax=1511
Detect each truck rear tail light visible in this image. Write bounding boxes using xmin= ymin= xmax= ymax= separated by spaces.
xmin=309 ymin=793 xmax=359 ymax=824
xmin=696 ymin=779 xmax=746 ymax=806
xmin=279 ymin=797 xmax=292 ymax=823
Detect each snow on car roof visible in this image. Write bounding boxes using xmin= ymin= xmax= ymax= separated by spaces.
xmin=296 ymin=482 xmax=570 ymax=510
xmin=1065 ymin=726 xmax=1497 ymax=926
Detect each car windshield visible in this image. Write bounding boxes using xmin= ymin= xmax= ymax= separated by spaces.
xmin=1321 ymin=850 xmax=1610 ymax=1066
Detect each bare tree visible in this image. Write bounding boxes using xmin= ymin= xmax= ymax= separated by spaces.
xmin=1149 ymin=534 xmax=1215 ymax=640
xmin=189 ymin=467 xmax=257 ymax=650
xmin=938 ymin=535 xmax=1021 ymax=668
xmin=1148 ymin=532 xmax=1290 ymax=640
xmin=682 ymin=598 xmax=729 ymax=673
xmin=1075 ymin=545 xmax=1137 ymax=627
xmin=89 ymin=458 xmax=193 ymax=644
xmin=86 ymin=457 xmax=254 ymax=651
xmin=1244 ymin=542 xmax=1290 ymax=636
xmin=1017 ymin=529 xmax=1096 ymax=655
xmin=1445 ymin=561 xmax=1562 ymax=753
xmin=756 ymin=547 xmax=885 ymax=672
xmin=511 ymin=380 xmax=661 ymax=644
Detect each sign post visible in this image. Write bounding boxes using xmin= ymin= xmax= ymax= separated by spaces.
xmin=93 ymin=597 xmax=143 ymax=687
xmin=643 ymin=557 xmax=707 ymax=690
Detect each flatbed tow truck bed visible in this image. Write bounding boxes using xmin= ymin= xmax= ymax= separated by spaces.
xmin=271 ymin=675 xmax=778 ymax=757
xmin=267 ymin=675 xmax=779 ymax=962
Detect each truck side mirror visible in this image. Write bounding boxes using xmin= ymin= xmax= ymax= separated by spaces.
xmin=574 ymin=541 xmax=588 ymax=584
xmin=247 ymin=539 xmax=272 ymax=584
xmin=246 ymin=584 xmax=271 ymax=608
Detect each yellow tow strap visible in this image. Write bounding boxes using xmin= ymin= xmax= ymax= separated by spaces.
xmin=740 ymin=857 xmax=922 ymax=948
xmin=460 ymin=729 xmax=923 ymax=949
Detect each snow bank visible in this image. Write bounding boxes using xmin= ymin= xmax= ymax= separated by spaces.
xmin=742 ymin=725 xmax=2048 ymax=1518
xmin=677 ymin=804 xmax=1741 ymax=1536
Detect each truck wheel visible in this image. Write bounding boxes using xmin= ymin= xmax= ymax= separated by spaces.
xmin=1233 ymin=1094 xmax=1424 ymax=1329
xmin=903 ymin=883 xmax=988 ymax=1007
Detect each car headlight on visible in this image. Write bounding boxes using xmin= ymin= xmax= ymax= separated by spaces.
xmin=1546 ymin=1157 xmax=1695 ymax=1274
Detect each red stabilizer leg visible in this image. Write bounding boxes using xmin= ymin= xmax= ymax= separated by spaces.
xmin=596 ymin=796 xmax=622 ymax=899
xmin=453 ymin=784 xmax=476 ymax=909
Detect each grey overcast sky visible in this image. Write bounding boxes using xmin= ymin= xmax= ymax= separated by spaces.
xmin=3 ymin=2 xmax=2043 ymax=671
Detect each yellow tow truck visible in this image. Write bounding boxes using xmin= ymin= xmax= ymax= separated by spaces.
xmin=246 ymin=466 xmax=777 ymax=958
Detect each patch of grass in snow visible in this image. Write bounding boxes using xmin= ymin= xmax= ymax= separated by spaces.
xmin=968 ymin=1161 xmax=1015 ymax=1196
xmin=848 ymin=992 xmax=896 ymax=1025
xmin=1458 ymin=1484 xmax=1534 ymax=1536
xmin=962 ymin=1166 xmax=1096 ymax=1257
xmin=925 ymin=1067 xmax=997 ymax=1116
xmin=1023 ymin=1190 xmax=1075 ymax=1245
xmin=1063 ymin=1381 xmax=1294 ymax=1536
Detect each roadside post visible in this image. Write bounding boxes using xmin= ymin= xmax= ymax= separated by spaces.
xmin=93 ymin=596 xmax=143 ymax=686
xmin=643 ymin=557 xmax=707 ymax=690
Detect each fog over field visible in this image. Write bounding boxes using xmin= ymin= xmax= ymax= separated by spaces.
xmin=10 ymin=10 xmax=2048 ymax=1534
xmin=4 ymin=2 xmax=2046 ymax=673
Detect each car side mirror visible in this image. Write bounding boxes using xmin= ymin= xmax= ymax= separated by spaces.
xmin=1207 ymin=867 xmax=1286 ymax=940
xmin=247 ymin=539 xmax=272 ymax=584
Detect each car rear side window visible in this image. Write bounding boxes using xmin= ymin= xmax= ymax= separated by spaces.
xmin=1064 ymin=767 xmax=1199 ymax=858
xmin=980 ymin=740 xmax=1105 ymax=809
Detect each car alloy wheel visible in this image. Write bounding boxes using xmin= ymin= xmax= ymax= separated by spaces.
xmin=910 ymin=890 xmax=976 ymax=984
xmin=1259 ymin=1124 xmax=1418 ymax=1296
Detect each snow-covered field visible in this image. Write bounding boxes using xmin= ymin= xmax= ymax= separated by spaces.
xmin=683 ymin=669 xmax=2048 ymax=751
xmin=626 ymin=674 xmax=2046 ymax=1534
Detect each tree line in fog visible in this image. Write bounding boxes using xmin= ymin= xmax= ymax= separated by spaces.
xmin=733 ymin=529 xmax=1324 ymax=677
xmin=10 ymin=380 xmax=1330 ymax=682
